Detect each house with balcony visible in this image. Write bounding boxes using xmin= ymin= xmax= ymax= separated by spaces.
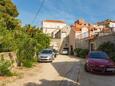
xmin=69 ymin=19 xmax=104 ymax=53
xmin=42 ymin=20 xmax=67 ymax=38
xmin=69 ymin=19 xmax=115 ymax=53
xmin=42 ymin=20 xmax=70 ymax=53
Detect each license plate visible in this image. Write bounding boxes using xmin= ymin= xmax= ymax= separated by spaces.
xmin=106 ymin=68 xmax=115 ymax=71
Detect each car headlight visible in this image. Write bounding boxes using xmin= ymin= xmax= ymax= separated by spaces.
xmin=47 ymin=56 xmax=50 ymax=58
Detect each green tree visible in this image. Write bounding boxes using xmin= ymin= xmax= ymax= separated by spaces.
xmin=0 ymin=0 xmax=51 ymax=68
xmin=0 ymin=24 xmax=15 ymax=52
xmin=98 ymin=42 xmax=115 ymax=61
xmin=0 ymin=0 xmax=19 ymax=17
xmin=0 ymin=0 xmax=20 ymax=30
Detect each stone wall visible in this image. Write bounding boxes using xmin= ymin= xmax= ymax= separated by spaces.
xmin=75 ymin=32 xmax=115 ymax=50
xmin=0 ymin=52 xmax=16 ymax=60
xmin=95 ymin=33 xmax=115 ymax=49
xmin=75 ymin=38 xmax=89 ymax=49
xmin=0 ymin=52 xmax=16 ymax=67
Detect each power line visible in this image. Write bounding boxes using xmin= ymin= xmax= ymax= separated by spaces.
xmin=32 ymin=0 xmax=45 ymax=24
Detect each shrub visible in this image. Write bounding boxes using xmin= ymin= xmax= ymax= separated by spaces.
xmin=16 ymin=38 xmax=36 ymax=67
xmin=74 ymin=48 xmax=82 ymax=57
xmin=110 ymin=52 xmax=115 ymax=61
xmin=74 ymin=48 xmax=89 ymax=58
xmin=98 ymin=41 xmax=115 ymax=54
xmin=79 ymin=49 xmax=89 ymax=58
xmin=0 ymin=59 xmax=12 ymax=76
xmin=22 ymin=60 xmax=33 ymax=68
xmin=98 ymin=41 xmax=115 ymax=61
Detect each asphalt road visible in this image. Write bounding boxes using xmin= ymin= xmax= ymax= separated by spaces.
xmin=79 ymin=60 xmax=115 ymax=86
xmin=5 ymin=55 xmax=115 ymax=86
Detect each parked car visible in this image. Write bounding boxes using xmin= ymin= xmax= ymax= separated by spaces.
xmin=62 ymin=48 xmax=69 ymax=55
xmin=38 ymin=49 xmax=55 ymax=62
xmin=85 ymin=51 xmax=115 ymax=74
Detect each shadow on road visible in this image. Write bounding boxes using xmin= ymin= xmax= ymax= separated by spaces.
xmin=51 ymin=60 xmax=80 ymax=82
xmin=24 ymin=79 xmax=77 ymax=86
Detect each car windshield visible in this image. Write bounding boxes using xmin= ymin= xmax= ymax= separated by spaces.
xmin=41 ymin=50 xmax=52 ymax=54
xmin=89 ymin=52 xmax=109 ymax=59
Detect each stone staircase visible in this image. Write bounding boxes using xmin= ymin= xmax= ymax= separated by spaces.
xmin=50 ymin=39 xmax=61 ymax=51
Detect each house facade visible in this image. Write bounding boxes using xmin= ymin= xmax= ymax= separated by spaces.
xmin=42 ymin=19 xmax=115 ymax=54
xmin=109 ymin=22 xmax=115 ymax=32
xmin=42 ymin=20 xmax=70 ymax=53
xmin=42 ymin=20 xmax=67 ymax=38
xmin=69 ymin=19 xmax=115 ymax=53
xmin=69 ymin=19 xmax=105 ymax=53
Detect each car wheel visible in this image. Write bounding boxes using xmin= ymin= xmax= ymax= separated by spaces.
xmin=50 ymin=60 xmax=53 ymax=63
xmin=52 ymin=57 xmax=54 ymax=60
xmin=54 ymin=54 xmax=56 ymax=58
xmin=85 ymin=63 xmax=89 ymax=72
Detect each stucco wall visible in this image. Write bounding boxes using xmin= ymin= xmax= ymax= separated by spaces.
xmin=42 ymin=22 xmax=66 ymax=36
xmin=69 ymin=29 xmax=76 ymax=53
xmin=43 ymin=22 xmax=66 ymax=29
xmin=75 ymin=33 xmax=115 ymax=50
xmin=75 ymin=38 xmax=89 ymax=49
xmin=95 ymin=33 xmax=115 ymax=49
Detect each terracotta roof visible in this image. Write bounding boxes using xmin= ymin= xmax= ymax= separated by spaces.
xmin=71 ymin=26 xmax=81 ymax=32
xmin=75 ymin=28 xmax=81 ymax=31
xmin=102 ymin=28 xmax=111 ymax=32
xmin=43 ymin=20 xmax=65 ymax=23
xmin=75 ymin=19 xmax=85 ymax=25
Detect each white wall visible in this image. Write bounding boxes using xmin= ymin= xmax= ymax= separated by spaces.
xmin=109 ymin=22 xmax=115 ymax=32
xmin=42 ymin=22 xmax=66 ymax=36
xmin=43 ymin=22 xmax=66 ymax=29
xmin=75 ymin=32 xmax=81 ymax=39
xmin=81 ymin=27 xmax=88 ymax=38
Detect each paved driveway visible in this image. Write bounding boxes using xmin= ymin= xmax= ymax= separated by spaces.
xmin=5 ymin=55 xmax=115 ymax=86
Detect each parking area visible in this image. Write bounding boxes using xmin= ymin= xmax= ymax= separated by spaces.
xmin=4 ymin=55 xmax=115 ymax=86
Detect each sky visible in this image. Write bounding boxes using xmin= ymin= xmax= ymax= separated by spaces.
xmin=13 ymin=0 xmax=115 ymax=26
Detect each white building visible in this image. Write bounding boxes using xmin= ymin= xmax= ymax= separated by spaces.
xmin=42 ymin=20 xmax=71 ymax=53
xmin=42 ymin=20 xmax=67 ymax=37
xmin=109 ymin=22 xmax=115 ymax=32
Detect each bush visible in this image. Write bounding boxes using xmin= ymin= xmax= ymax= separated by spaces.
xmin=110 ymin=52 xmax=115 ymax=61
xmin=0 ymin=59 xmax=12 ymax=76
xmin=98 ymin=41 xmax=115 ymax=54
xmin=79 ymin=49 xmax=89 ymax=58
xmin=98 ymin=41 xmax=115 ymax=61
xmin=74 ymin=48 xmax=89 ymax=58
xmin=22 ymin=60 xmax=33 ymax=68
xmin=74 ymin=48 xmax=82 ymax=57
xmin=16 ymin=38 xmax=36 ymax=67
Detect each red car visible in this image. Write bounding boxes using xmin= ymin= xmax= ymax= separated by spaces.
xmin=85 ymin=51 xmax=115 ymax=73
